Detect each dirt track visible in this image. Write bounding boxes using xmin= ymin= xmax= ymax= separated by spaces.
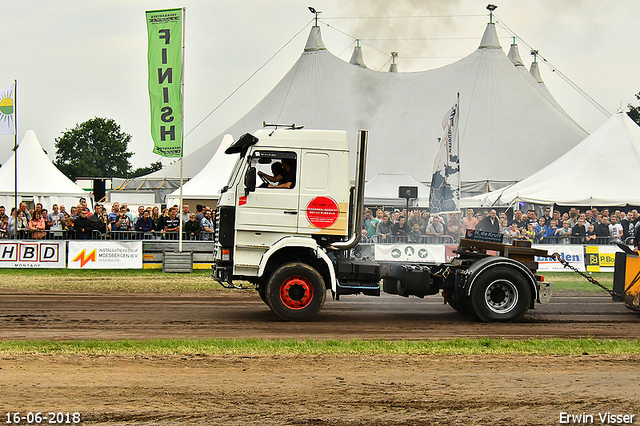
xmin=1 ymin=291 xmax=639 ymax=425
xmin=0 ymin=291 xmax=637 ymax=340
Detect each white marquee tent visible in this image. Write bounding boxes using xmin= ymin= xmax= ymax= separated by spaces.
xmin=128 ymin=19 xmax=587 ymax=199
xmin=465 ymin=111 xmax=640 ymax=207
xmin=165 ymin=134 xmax=237 ymax=207
xmin=0 ymin=130 xmax=88 ymax=209
xmin=364 ymin=174 xmax=431 ymax=206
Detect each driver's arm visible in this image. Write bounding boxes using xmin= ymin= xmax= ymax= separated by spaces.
xmin=270 ymin=181 xmax=292 ymax=188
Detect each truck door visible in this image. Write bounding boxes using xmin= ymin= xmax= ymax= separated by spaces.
xmin=235 ymin=149 xmax=300 ymax=234
xmin=298 ymin=149 xmax=349 ymax=236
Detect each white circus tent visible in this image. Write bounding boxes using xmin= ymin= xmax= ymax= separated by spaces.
xmin=164 ymin=134 xmax=237 ymax=207
xmin=121 ymin=18 xmax=588 ymax=200
xmin=0 ymin=130 xmax=89 ymax=209
xmin=364 ymin=174 xmax=431 ymax=206
xmin=465 ymin=111 xmax=640 ymax=207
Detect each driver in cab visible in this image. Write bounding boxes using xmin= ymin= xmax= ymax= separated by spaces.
xmin=258 ymin=159 xmax=295 ymax=188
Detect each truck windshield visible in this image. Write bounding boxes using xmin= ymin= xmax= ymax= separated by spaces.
xmin=222 ymin=151 xmax=247 ymax=192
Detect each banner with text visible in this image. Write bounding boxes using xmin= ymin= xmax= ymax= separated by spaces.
xmin=68 ymin=241 xmax=143 ymax=269
xmin=375 ymin=244 xmax=446 ymax=263
xmin=584 ymin=245 xmax=622 ymax=272
xmin=532 ymin=245 xmax=586 ymax=272
xmin=0 ymin=241 xmax=66 ymax=268
xmin=146 ymin=8 xmax=183 ymax=157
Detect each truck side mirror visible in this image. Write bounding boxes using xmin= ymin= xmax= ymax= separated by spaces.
xmin=244 ymin=167 xmax=256 ymax=195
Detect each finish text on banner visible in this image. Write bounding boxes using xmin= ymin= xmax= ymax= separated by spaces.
xmin=146 ymin=8 xmax=183 ymax=157
xmin=69 ymin=241 xmax=143 ymax=269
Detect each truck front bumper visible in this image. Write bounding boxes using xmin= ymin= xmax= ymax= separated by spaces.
xmin=212 ymin=263 xmax=233 ymax=284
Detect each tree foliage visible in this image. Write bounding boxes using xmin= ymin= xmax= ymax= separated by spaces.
xmin=54 ymin=117 xmax=134 ymax=180
xmin=628 ymin=92 xmax=640 ymax=127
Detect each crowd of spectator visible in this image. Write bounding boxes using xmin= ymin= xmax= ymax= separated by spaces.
xmin=496 ymin=207 xmax=638 ymax=246
xmin=360 ymin=206 xmax=640 ymax=247
xmin=0 ymin=199 xmax=216 ymax=241
xmin=361 ymin=207 xmax=460 ymax=244
xmin=3 ymin=199 xmax=639 ymax=247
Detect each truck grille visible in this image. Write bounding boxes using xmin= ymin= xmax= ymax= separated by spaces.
xmin=214 ymin=206 xmax=221 ymax=244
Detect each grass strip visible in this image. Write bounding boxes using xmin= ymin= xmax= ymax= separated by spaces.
xmin=0 ymin=269 xmax=613 ymax=294
xmin=0 ymin=337 xmax=638 ymax=356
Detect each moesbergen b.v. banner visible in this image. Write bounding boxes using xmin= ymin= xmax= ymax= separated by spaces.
xmin=68 ymin=241 xmax=142 ymax=269
xmin=146 ymin=8 xmax=183 ymax=157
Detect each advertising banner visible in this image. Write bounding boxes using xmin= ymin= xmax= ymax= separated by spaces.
xmin=429 ymin=96 xmax=460 ymax=213
xmin=533 ymin=245 xmax=585 ymax=272
xmin=375 ymin=244 xmax=446 ymax=263
xmin=584 ymin=245 xmax=622 ymax=272
xmin=146 ymin=8 xmax=183 ymax=157
xmin=68 ymin=241 xmax=143 ymax=269
xmin=0 ymin=241 xmax=66 ymax=268
xmin=0 ymin=82 xmax=16 ymax=135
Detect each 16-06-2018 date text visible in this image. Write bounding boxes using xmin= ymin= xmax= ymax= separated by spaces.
xmin=5 ymin=412 xmax=81 ymax=425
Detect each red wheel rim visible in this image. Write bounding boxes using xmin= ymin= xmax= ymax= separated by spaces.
xmin=280 ymin=275 xmax=314 ymax=310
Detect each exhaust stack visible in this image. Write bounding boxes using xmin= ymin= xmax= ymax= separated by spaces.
xmin=328 ymin=130 xmax=368 ymax=251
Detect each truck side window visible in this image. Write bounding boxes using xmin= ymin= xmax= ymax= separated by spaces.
xmin=253 ymin=151 xmax=296 ymax=189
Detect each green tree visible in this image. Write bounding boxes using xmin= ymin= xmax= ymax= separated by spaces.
xmin=54 ymin=117 xmax=133 ymax=180
xmin=628 ymin=92 xmax=640 ymax=126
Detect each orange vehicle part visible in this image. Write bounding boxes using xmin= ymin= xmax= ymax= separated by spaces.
xmin=613 ymin=252 xmax=640 ymax=313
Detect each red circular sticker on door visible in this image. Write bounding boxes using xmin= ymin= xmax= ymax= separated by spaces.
xmin=306 ymin=196 xmax=339 ymax=228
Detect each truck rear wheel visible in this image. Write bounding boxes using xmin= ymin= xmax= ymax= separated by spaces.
xmin=447 ymin=294 xmax=472 ymax=316
xmin=266 ymin=262 xmax=326 ymax=321
xmin=470 ymin=266 xmax=531 ymax=322
xmin=258 ymin=285 xmax=270 ymax=307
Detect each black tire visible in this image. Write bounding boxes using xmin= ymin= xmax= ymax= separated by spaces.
xmin=470 ymin=266 xmax=531 ymax=322
xmin=258 ymin=285 xmax=270 ymax=307
xmin=447 ymin=294 xmax=473 ymax=316
xmin=265 ymin=262 xmax=326 ymax=321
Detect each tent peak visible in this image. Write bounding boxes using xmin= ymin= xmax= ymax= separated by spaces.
xmin=388 ymin=52 xmax=398 ymax=73
xmin=349 ymin=40 xmax=366 ymax=68
xmin=304 ymin=25 xmax=326 ymax=51
xmin=507 ymin=42 xmax=525 ymax=67
xmin=479 ymin=22 xmax=501 ymax=49
xmin=529 ymin=61 xmax=543 ymax=83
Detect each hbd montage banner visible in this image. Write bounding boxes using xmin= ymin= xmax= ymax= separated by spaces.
xmin=0 ymin=241 xmax=66 ymax=268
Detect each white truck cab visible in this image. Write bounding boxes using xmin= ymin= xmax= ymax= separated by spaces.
xmin=213 ymin=127 xmax=368 ymax=321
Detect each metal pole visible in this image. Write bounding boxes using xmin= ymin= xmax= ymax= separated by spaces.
xmin=13 ymin=79 xmax=18 ymax=235
xmin=456 ymin=92 xmax=461 ymax=244
xmin=178 ymin=7 xmax=186 ymax=253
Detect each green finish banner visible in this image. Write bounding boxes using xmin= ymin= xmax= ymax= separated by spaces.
xmin=146 ymin=8 xmax=183 ymax=157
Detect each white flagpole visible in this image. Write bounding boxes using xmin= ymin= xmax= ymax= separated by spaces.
xmin=178 ymin=7 xmax=186 ymax=252
xmin=456 ymin=92 xmax=461 ymax=243
xmin=13 ymin=80 xmax=18 ymax=232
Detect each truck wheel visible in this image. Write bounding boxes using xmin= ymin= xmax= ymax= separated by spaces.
xmin=470 ymin=266 xmax=531 ymax=322
xmin=258 ymin=285 xmax=270 ymax=307
xmin=447 ymin=294 xmax=472 ymax=316
xmin=266 ymin=262 xmax=326 ymax=321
